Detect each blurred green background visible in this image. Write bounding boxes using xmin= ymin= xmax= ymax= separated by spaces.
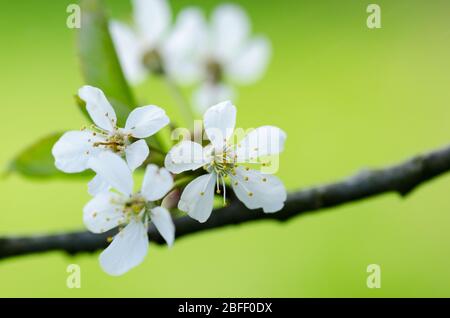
xmin=1 ymin=0 xmax=450 ymax=297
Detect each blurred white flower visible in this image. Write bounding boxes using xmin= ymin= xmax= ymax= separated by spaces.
xmin=193 ymin=82 xmax=234 ymax=114
xmin=110 ymin=0 xmax=202 ymax=84
xmin=165 ymin=101 xmax=286 ymax=223
xmin=177 ymin=4 xmax=272 ymax=112
xmin=52 ymin=85 xmax=169 ymax=195
xmin=84 ymin=152 xmax=174 ymax=276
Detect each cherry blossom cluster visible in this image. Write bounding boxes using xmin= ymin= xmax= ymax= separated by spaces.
xmin=52 ymin=85 xmax=286 ymax=275
xmin=51 ymin=1 xmax=283 ymax=276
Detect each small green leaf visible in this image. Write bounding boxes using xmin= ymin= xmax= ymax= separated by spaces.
xmin=78 ymin=0 xmax=135 ymax=126
xmin=5 ymin=132 xmax=92 ymax=179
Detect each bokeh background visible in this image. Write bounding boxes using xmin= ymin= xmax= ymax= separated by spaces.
xmin=1 ymin=0 xmax=450 ymax=297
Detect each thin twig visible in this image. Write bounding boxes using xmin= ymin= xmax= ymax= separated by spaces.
xmin=1 ymin=143 xmax=450 ymax=260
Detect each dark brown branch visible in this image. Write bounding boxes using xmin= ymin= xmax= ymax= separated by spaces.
xmin=1 ymin=144 xmax=450 ymax=260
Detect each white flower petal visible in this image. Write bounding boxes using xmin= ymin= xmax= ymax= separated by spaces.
xmin=123 ymin=105 xmax=169 ymax=138
xmin=193 ymin=82 xmax=234 ymax=113
xmin=163 ymin=8 xmax=207 ymax=84
xmin=211 ymin=4 xmax=250 ymax=63
xmin=178 ymin=173 xmax=216 ymax=223
xmin=258 ymin=200 xmax=285 ymax=213
xmin=203 ymin=101 xmax=236 ymax=151
xmin=151 ymin=206 xmax=175 ymax=247
xmin=230 ymin=167 xmax=286 ymax=213
xmin=226 ymin=36 xmax=271 ymax=84
xmin=78 ymin=86 xmax=117 ymax=132
xmin=52 ymin=130 xmax=101 ymax=173
xmin=133 ymin=0 xmax=171 ymax=47
xmin=99 ymin=219 xmax=149 ymax=276
xmin=236 ymin=126 xmax=287 ymax=162
xmin=141 ymin=164 xmax=173 ymax=201
xmin=88 ymin=152 xmax=134 ymax=196
xmin=88 ymin=174 xmax=111 ymax=196
xmin=109 ymin=21 xmax=147 ymax=84
xmin=83 ymin=191 xmax=125 ymax=233
xmin=125 ymin=139 xmax=149 ymax=171
xmin=164 ymin=141 xmax=207 ymax=174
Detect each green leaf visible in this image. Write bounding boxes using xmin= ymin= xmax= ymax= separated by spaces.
xmin=5 ymin=132 xmax=92 ymax=179
xmin=78 ymin=0 xmax=135 ymax=126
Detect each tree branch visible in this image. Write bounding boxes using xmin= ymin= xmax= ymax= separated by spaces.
xmin=1 ymin=144 xmax=450 ymax=260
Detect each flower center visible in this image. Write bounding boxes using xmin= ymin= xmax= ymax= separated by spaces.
xmin=93 ymin=131 xmax=130 ymax=154
xmin=207 ymin=146 xmax=237 ymax=177
xmin=206 ymin=59 xmax=223 ymax=83
xmin=202 ymin=146 xmax=237 ymax=200
xmin=142 ymin=49 xmax=164 ymax=74
xmin=123 ymin=195 xmax=147 ymax=216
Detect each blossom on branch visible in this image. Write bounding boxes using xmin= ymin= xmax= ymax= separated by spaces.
xmin=165 ymin=101 xmax=286 ymax=223
xmin=84 ymin=152 xmax=174 ymax=276
xmin=52 ymin=85 xmax=169 ymax=195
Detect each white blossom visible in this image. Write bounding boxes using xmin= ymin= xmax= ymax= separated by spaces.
xmin=52 ymin=85 xmax=169 ymax=195
xmin=84 ymin=152 xmax=174 ymax=276
xmin=175 ymin=4 xmax=271 ymax=112
xmin=110 ymin=0 xmax=203 ymax=84
xmin=165 ymin=101 xmax=286 ymax=223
